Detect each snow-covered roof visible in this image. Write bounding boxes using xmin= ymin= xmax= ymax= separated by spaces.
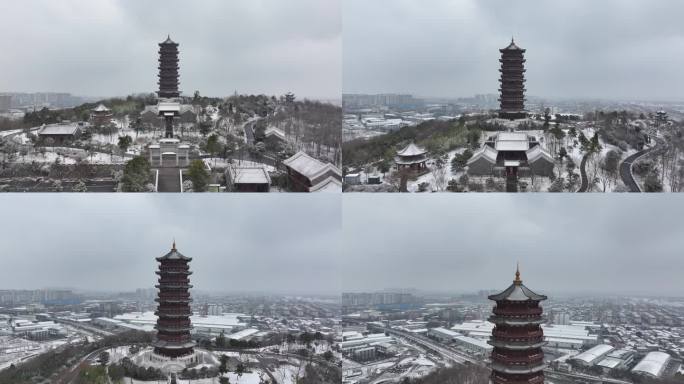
xmin=156 ymin=242 xmax=191 ymax=261
xmin=264 ymin=127 xmax=286 ymax=141
xmin=158 ymin=102 xmax=181 ymax=113
xmin=468 ymin=145 xmax=498 ymax=165
xmin=309 ymin=176 xmax=342 ymax=193
xmin=143 ymin=104 xmax=195 ymax=115
xmin=632 ymin=351 xmax=670 ymax=377
xmin=501 ymin=38 xmax=525 ymax=52
xmin=495 ymin=132 xmax=530 ymax=151
xmin=93 ymin=104 xmax=110 ymax=112
xmin=227 ymin=328 xmax=260 ymax=340
xmin=430 ymin=327 xmax=460 ymax=338
xmin=488 ymin=268 xmax=546 ymax=302
xmin=489 ymin=282 xmax=546 ymax=301
xmin=572 ymin=344 xmax=614 ymax=364
xmin=38 ymin=124 xmax=80 ymax=136
xmin=283 ymin=151 xmax=325 ymax=177
xmin=115 ymin=311 xmax=246 ymax=328
xmin=597 ymin=357 xmax=623 ymax=369
xmin=283 ymin=151 xmax=341 ymax=181
xmin=397 ymin=142 xmax=427 ymax=157
xmin=227 ymin=166 xmax=271 ymax=185
xmin=526 ymin=145 xmax=554 ymax=164
xmin=454 ymin=335 xmax=493 ymax=350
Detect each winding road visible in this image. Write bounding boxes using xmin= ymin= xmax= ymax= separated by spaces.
xmin=620 ymin=139 xmax=660 ymax=192
xmin=578 ymin=153 xmax=589 ymax=192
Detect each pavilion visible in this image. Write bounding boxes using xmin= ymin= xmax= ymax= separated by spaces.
xmin=394 ymin=142 xmax=428 ymax=171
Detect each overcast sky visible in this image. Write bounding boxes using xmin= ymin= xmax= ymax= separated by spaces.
xmin=342 ymin=195 xmax=684 ymax=297
xmin=0 ymin=0 xmax=341 ymax=100
xmin=343 ymin=0 xmax=684 ymax=100
xmin=0 ymin=195 xmax=340 ymax=295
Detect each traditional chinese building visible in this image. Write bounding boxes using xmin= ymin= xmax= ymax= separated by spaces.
xmin=158 ymin=36 xmax=180 ymax=99
xmin=154 ymin=241 xmax=195 ymax=358
xmin=467 ymin=131 xmax=554 ymax=178
xmin=488 ymin=265 xmax=547 ymax=384
xmin=157 ymin=36 xmax=181 ymax=138
xmin=499 ymin=38 xmax=527 ymax=120
xmin=394 ymin=142 xmax=428 ymax=171
xmin=282 ymin=151 xmax=342 ymax=192
xmin=90 ymin=104 xmax=112 ymax=126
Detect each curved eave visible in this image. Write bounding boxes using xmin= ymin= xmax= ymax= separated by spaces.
xmin=153 ymin=340 xmax=196 ymax=349
xmin=489 ymin=339 xmax=546 ymax=350
xmin=155 ymin=325 xmax=193 ymax=333
xmin=489 ymin=316 xmax=543 ymax=326
xmin=488 ymin=283 xmax=547 ymax=301
xmin=155 ymin=298 xmax=193 ymax=304
xmin=491 ymin=362 xmax=544 ymax=374
xmin=155 ymin=311 xmax=192 ymax=318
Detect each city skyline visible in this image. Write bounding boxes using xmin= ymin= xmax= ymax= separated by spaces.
xmin=342 ymin=195 xmax=684 ymax=295
xmin=343 ymin=0 xmax=684 ymax=100
xmin=0 ymin=0 xmax=341 ymax=100
xmin=0 ymin=195 xmax=341 ymax=294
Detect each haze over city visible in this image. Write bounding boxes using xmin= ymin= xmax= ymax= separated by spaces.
xmin=0 ymin=0 xmax=341 ymax=99
xmin=343 ymin=0 xmax=684 ymax=100
xmin=0 ymin=195 xmax=341 ymax=295
xmin=342 ymin=195 xmax=684 ymax=296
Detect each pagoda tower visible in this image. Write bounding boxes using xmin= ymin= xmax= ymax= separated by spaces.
xmin=488 ymin=265 xmax=546 ymax=384
xmin=157 ymin=36 xmax=181 ymax=138
xmin=154 ymin=241 xmax=195 ymax=358
xmin=498 ymin=38 xmax=527 ymax=120
xmin=158 ymin=36 xmax=180 ymax=99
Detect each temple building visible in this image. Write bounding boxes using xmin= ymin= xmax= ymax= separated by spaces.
xmin=394 ymin=142 xmax=428 ymax=171
xmin=282 ymin=151 xmax=342 ymax=192
xmin=499 ymin=38 xmax=527 ymax=120
xmin=154 ymin=241 xmax=195 ymax=358
xmin=467 ymin=131 xmax=554 ymax=178
xmin=488 ymin=266 xmax=547 ymax=384
xmin=157 ymin=36 xmax=181 ymax=138
xmin=90 ymin=104 xmax=112 ymax=126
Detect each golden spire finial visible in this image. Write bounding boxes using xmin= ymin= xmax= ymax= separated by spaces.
xmin=172 ymin=238 xmax=176 ymax=251
xmin=514 ymin=262 xmax=522 ymax=285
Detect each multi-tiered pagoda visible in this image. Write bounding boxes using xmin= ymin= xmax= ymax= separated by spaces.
xmin=154 ymin=241 xmax=195 ymax=358
xmin=499 ymin=38 xmax=527 ymax=120
xmin=158 ymin=36 xmax=180 ymax=99
xmin=157 ymin=36 xmax=181 ymax=138
xmin=488 ymin=265 xmax=547 ymax=384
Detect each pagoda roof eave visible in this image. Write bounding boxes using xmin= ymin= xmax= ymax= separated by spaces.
xmin=156 ymin=248 xmax=192 ymax=261
xmin=488 ymin=282 xmax=547 ymax=301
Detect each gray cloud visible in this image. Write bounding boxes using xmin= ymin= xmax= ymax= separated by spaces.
xmin=343 ymin=0 xmax=684 ymax=100
xmin=0 ymin=195 xmax=341 ymax=295
xmin=342 ymin=195 xmax=684 ymax=297
xmin=0 ymin=0 xmax=341 ymax=99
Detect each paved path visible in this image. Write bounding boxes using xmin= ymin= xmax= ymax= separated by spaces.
xmin=578 ymin=153 xmax=589 ymax=192
xmin=620 ymin=140 xmax=659 ymax=192
xmin=157 ymin=168 xmax=181 ymax=192
xmin=505 ymin=176 xmax=518 ymax=192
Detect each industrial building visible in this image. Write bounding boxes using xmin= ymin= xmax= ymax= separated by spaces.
xmin=570 ymin=344 xmax=614 ymax=366
xmin=451 ymin=320 xmax=598 ymax=350
xmin=631 ymin=351 xmax=671 ymax=378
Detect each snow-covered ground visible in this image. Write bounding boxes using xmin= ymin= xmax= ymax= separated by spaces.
xmin=6 ymin=146 xmax=130 ymax=165
xmin=404 ymin=148 xmax=467 ymax=192
xmin=203 ymin=158 xmax=275 ymax=173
